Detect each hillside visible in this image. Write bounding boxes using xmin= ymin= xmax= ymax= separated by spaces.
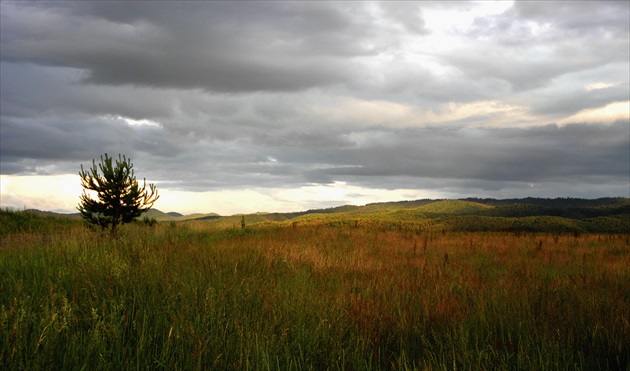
xmin=138 ymin=209 xmax=221 ymax=222
xmin=415 ymin=200 xmax=493 ymax=215
xmin=266 ymin=198 xmax=630 ymax=233
xmin=462 ymin=197 xmax=630 ymax=209
xmin=6 ymin=197 xmax=629 ymax=234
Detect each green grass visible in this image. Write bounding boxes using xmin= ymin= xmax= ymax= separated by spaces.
xmin=415 ymin=200 xmax=493 ymax=215
xmin=1 ymin=210 xmax=629 ymax=370
xmin=0 ymin=209 xmax=81 ymax=237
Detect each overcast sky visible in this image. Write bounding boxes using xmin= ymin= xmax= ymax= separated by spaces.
xmin=1 ymin=1 xmax=629 ymax=215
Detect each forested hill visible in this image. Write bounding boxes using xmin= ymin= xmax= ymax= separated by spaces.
xmin=460 ymin=197 xmax=629 ymax=209
xmin=257 ymin=198 xmax=630 ymax=234
xmin=5 ymin=197 xmax=629 ymax=234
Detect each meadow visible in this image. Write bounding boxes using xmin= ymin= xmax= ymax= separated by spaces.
xmin=1 ymin=208 xmax=628 ymax=370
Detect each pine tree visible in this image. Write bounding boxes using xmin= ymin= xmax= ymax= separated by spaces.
xmin=78 ymin=154 xmax=159 ymax=237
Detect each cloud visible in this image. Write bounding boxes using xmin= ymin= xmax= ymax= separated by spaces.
xmin=467 ymin=1 xmax=629 ymax=44
xmin=512 ymin=1 xmax=629 ymax=36
xmin=376 ymin=2 xmax=429 ymax=35
xmin=445 ymin=1 xmax=629 ymax=92
xmin=309 ymin=121 xmax=629 ymax=183
xmin=1 ymin=2 xmax=379 ymax=93
xmin=557 ymin=102 xmax=630 ymax=126
xmin=1 ymin=1 xmax=628 ymax=213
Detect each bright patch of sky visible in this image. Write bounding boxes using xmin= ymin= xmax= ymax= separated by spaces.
xmin=120 ymin=117 xmax=161 ymax=128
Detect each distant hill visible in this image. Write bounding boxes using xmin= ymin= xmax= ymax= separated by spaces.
xmin=462 ymin=197 xmax=629 ymax=209
xmin=1 ymin=208 xmax=81 ymax=237
xmin=6 ymin=197 xmax=629 ymax=234
xmin=415 ymin=200 xmax=493 ymax=215
xmin=144 ymin=209 xmax=220 ymax=221
xmin=478 ymin=203 xmax=630 ymax=219
xmin=23 ymin=209 xmax=81 ymax=219
xmin=266 ymin=197 xmax=629 ymax=233
xmin=10 ymin=208 xmax=220 ymax=222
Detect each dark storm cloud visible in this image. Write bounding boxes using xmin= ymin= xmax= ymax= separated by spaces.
xmin=0 ymin=62 xmax=174 ymax=120
xmin=113 ymin=120 xmax=626 ymax=195
xmin=301 ymin=122 xmax=629 ymax=184
xmin=1 ymin=1 xmax=377 ymax=93
xmin=183 ymin=121 xmax=629 ymax=191
xmin=0 ymin=114 xmax=184 ymax=175
xmin=526 ymin=82 xmax=629 ymax=117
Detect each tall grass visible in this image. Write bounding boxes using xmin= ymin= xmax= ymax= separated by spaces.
xmin=1 ymin=215 xmax=628 ymax=370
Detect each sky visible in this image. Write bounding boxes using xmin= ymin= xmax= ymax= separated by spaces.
xmin=1 ymin=1 xmax=629 ymax=215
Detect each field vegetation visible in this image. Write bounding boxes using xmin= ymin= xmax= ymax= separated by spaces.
xmin=1 ymin=199 xmax=629 ymax=370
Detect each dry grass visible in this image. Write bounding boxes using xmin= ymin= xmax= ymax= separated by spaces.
xmin=1 ymin=218 xmax=628 ymax=370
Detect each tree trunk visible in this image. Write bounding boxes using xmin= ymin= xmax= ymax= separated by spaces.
xmin=111 ymin=202 xmax=120 ymax=238
xmin=111 ymin=221 xmax=118 ymax=238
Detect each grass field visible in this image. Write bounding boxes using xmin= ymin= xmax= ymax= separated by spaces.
xmin=1 ymin=209 xmax=629 ymax=370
